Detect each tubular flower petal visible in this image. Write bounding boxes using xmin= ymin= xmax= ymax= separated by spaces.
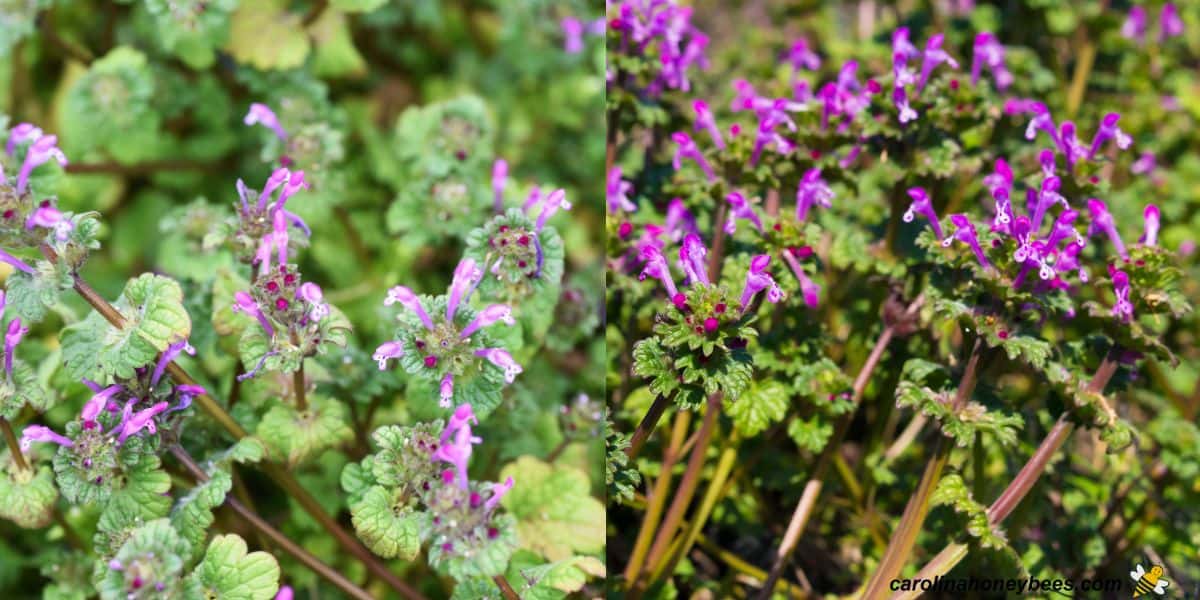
xmin=476 ymin=347 xmax=523 ymax=383
xmin=19 ymin=425 xmax=73 ymax=451
xmin=1111 ymin=269 xmax=1133 ymax=322
xmin=386 ymin=286 xmax=434 ymax=330
xmin=942 ymin=214 xmax=991 ymax=269
xmin=1141 ymin=205 xmax=1160 ymax=246
xmin=983 ymin=157 xmax=1013 ymax=195
xmin=1132 ymin=152 xmax=1156 ymax=176
xmin=971 ymin=32 xmax=1012 ymax=90
xmin=738 ymin=254 xmax=783 ymax=310
xmin=795 ymin=168 xmax=834 ymax=222
xmin=81 ymin=385 xmax=122 ymax=425
xmin=917 ymin=34 xmax=959 ymax=92
xmin=446 ymin=258 xmax=483 ymax=320
xmin=639 ymin=245 xmax=679 ymax=298
xmin=152 ymin=338 xmax=194 ymax=387
xmin=0 ymin=248 xmax=35 ymax=275
xmin=441 ymin=404 xmax=479 ymax=444
xmin=5 ymin=123 xmax=43 ymax=156
xmin=1025 ymin=103 xmax=1058 ymax=146
xmin=892 ymin=27 xmax=920 ymax=61
xmin=492 ymin=159 xmax=508 ymax=212
xmin=671 ymin=131 xmax=715 ymax=180
xmin=607 ymin=168 xmax=636 ymax=214
xmin=784 ymin=38 xmax=820 ymax=71
xmin=439 ymin=373 xmax=454 ymax=408
xmin=724 ymin=192 xmax=763 ymax=235
xmin=244 ymin=103 xmax=288 ymax=140
xmin=562 ymin=17 xmax=585 ymax=53
xmin=17 ymin=135 xmax=67 ymax=194
xmin=259 ymin=168 xmax=291 ymax=209
xmin=1087 ymin=198 xmax=1128 ymax=260
xmin=4 ymin=319 xmax=28 ymax=380
xmin=692 ymin=100 xmax=725 ymax=149
xmin=664 ymin=198 xmax=698 ymax=242
xmin=372 ymin=341 xmax=404 ymax=370
xmin=233 ymin=292 xmax=275 ymax=338
xmin=903 ymin=187 xmax=944 ymax=238
xmin=117 ymin=401 xmax=169 ymax=445
xmin=431 ymin=423 xmax=481 ymax=490
xmin=460 ymin=304 xmax=515 ymax=338
xmin=679 ymin=234 xmax=710 ymax=285
xmin=1122 ymin=6 xmax=1147 ymax=43
xmin=535 ymin=188 xmax=571 ymax=231
xmin=893 ymin=87 xmax=917 ymax=124
xmin=1088 ymin=112 xmax=1132 ymax=159
xmin=1160 ymin=3 xmax=1184 ymax=42
xmin=485 ymin=476 xmax=515 ymax=512
xmin=1030 ymin=176 xmax=1066 ymax=234
xmin=1057 ymin=121 xmax=1088 ymax=169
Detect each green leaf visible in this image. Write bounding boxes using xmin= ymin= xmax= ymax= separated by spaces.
xmin=184 ymin=534 xmax=281 ymax=600
xmin=224 ymin=0 xmax=310 ymax=70
xmin=604 ymin=420 xmax=640 ymax=506
xmin=255 ymin=396 xmax=352 ymax=467
xmin=331 ymin=0 xmax=388 ymax=12
xmin=60 ymin=274 xmax=192 ymax=382
xmin=725 ymin=380 xmax=788 ymax=437
xmin=145 ymin=0 xmax=236 ymax=69
xmin=0 ymin=356 xmax=51 ymax=419
xmin=499 ymin=456 xmax=604 ymax=561
xmin=515 ymin=556 xmax=606 ymax=600
xmin=170 ymin=470 xmax=233 ymax=557
xmin=0 ymin=465 xmax=57 ymax=528
xmin=95 ymin=453 xmax=173 ymax=556
xmin=349 ymin=485 xmax=423 ymax=561
xmin=3 ymin=260 xmax=72 ymax=323
xmin=787 ymin=416 xmax=832 ymax=453
xmin=310 ymin=10 xmax=366 ymax=78
xmin=61 ymin=47 xmax=161 ymax=163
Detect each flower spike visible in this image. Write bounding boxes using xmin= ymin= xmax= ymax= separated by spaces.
xmin=1087 ymin=199 xmax=1128 ymax=260
xmin=724 ymin=192 xmax=763 ymax=234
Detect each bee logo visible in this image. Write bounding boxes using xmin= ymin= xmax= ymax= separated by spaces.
xmin=1130 ymin=563 xmax=1170 ymax=597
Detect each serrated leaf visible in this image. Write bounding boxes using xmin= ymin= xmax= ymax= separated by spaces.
xmin=0 ymin=465 xmax=57 ymax=528
xmin=787 ymin=416 xmax=832 ymax=453
xmin=349 ymin=485 xmax=423 ymax=561
xmin=99 ymin=519 xmax=191 ymax=600
xmin=3 ymin=260 xmax=71 ymax=323
xmin=59 ymin=274 xmax=192 ymax=382
xmin=499 ymin=456 xmax=604 ymax=561
xmin=725 ymin=380 xmax=788 ymax=436
xmin=95 ymin=453 xmax=173 ymax=555
xmin=185 ymin=534 xmax=280 ymax=600
xmin=0 ymin=356 xmax=50 ymax=419
xmin=516 ymin=556 xmax=607 ymax=600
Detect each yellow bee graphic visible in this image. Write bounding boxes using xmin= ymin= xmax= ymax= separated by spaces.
xmin=1130 ymin=563 xmax=1170 ymax=597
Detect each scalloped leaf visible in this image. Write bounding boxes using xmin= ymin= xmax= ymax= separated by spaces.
xmin=3 ymin=259 xmax=72 ymax=323
xmin=224 ymin=0 xmax=309 ymax=70
xmin=499 ymin=456 xmax=604 ymax=561
xmin=170 ymin=470 xmax=233 ymax=556
xmin=349 ymin=485 xmax=423 ymax=561
xmin=184 ymin=534 xmax=280 ymax=600
xmin=99 ymin=519 xmax=191 ymax=600
xmin=60 ymin=274 xmax=192 ymax=382
xmin=255 ymin=396 xmax=352 ymax=467
xmin=0 ymin=465 xmax=57 ymax=528
xmin=725 ymin=380 xmax=788 ymax=437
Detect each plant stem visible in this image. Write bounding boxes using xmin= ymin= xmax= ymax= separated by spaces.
xmin=293 ymin=364 xmax=308 ymax=412
xmin=546 ymin=437 xmax=571 ymax=463
xmin=301 ymin=0 xmax=328 ymax=26
xmin=707 ymin=203 xmax=729 ymax=281
xmin=651 ymin=433 xmax=739 ymax=581
xmin=623 ymin=410 xmax=691 ymax=588
xmin=493 ymin=575 xmax=519 ymax=600
xmin=38 ymin=9 xmax=94 ymax=64
xmin=758 ymin=295 xmax=924 ymax=599
xmin=169 ymin=446 xmax=376 ymax=600
xmin=0 ymin=417 xmax=29 ymax=472
xmin=1066 ymin=37 xmax=1096 ymax=118
xmin=634 ymin=392 xmax=722 ymax=595
xmin=626 ymin=394 xmax=670 ymax=461
xmin=860 ymin=340 xmax=984 ymax=600
xmin=695 ymin=534 xmax=809 ymax=598
xmin=893 ymin=355 xmax=1119 ymax=599
xmin=53 ymin=510 xmax=87 ymax=552
xmin=42 ymin=245 xmax=425 ymax=600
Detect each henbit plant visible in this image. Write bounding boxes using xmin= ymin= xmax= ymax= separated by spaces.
xmin=606 ymin=1 xmax=1197 ymax=598
xmin=1 ymin=1 xmax=606 ymax=598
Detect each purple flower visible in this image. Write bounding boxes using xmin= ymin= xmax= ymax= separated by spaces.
xmin=460 ymin=304 xmax=515 ymax=338
xmin=1057 ymin=121 xmax=1088 ymax=169
xmin=750 ymin=101 xmax=798 ymax=163
xmin=297 ymin=282 xmax=328 ymax=321
xmin=795 ymin=168 xmax=834 ymax=222
xmin=990 ymin=188 xmax=1014 ymax=234
xmin=671 ymin=132 xmax=715 ymax=181
xmin=562 ymin=17 xmax=586 ymax=53
xmin=0 ymin=248 xmax=35 ymax=275
xmin=5 ymin=123 xmax=43 ymax=156
xmin=679 ymin=234 xmax=709 ymax=285
xmin=1030 ymin=176 xmax=1067 ymax=234
xmin=893 ymin=52 xmax=917 ymax=89
xmin=971 ymin=32 xmax=1012 ymax=90
xmin=1141 ymin=204 xmax=1160 ymax=246
xmin=894 ymin=87 xmax=917 ymax=124
xmin=903 ymin=187 xmax=944 ymax=238
xmin=275 ymin=586 xmax=294 ymax=600
xmin=731 ymin=79 xmax=772 ymax=113
xmin=1088 ymin=113 xmax=1132 ymax=159
xmin=983 ymin=157 xmax=1014 ymax=195
xmin=171 ymin=385 xmax=204 ymax=413
xmin=1025 ymin=103 xmax=1059 ymax=146
xmin=692 ymin=100 xmax=725 ymax=149
xmin=781 ymin=250 xmax=821 ymax=309
xmin=739 ymin=255 xmax=783 ymax=310
xmin=81 ymin=384 xmax=123 ymax=426
xmin=116 ymin=401 xmax=169 ymax=445
xmin=784 ymin=38 xmax=820 ymax=71
xmin=535 ymin=188 xmax=571 ymax=231
xmin=1122 ymin=6 xmax=1147 ymax=43
xmin=4 ymin=319 xmax=27 ymax=380
xmin=892 ymin=27 xmax=921 ymax=62
xmin=151 ymin=338 xmax=194 ymax=388
xmin=17 ymin=135 xmax=67 ymax=194
xmin=385 ymin=286 xmax=434 ymax=330
xmin=492 ymin=159 xmax=507 ymax=212
xmin=19 ymin=425 xmax=73 ymax=451
xmin=232 ymin=291 xmax=275 ymax=338
xmin=1111 ymin=268 xmax=1133 ymax=322
xmin=942 ymin=214 xmax=991 ymax=269
xmin=1132 ymin=151 xmax=1156 ymax=175
xmin=607 ymin=168 xmax=636 ymax=214
xmin=1160 ymin=3 xmax=1184 ymax=42
xmin=260 ymin=168 xmax=291 ymax=209
xmin=638 ymin=245 xmax=678 ymax=298
xmin=917 ymin=34 xmax=959 ymax=92
xmin=664 ymin=198 xmax=698 ymax=242
xmin=244 ymin=103 xmax=288 ymax=140
xmin=442 ymin=404 xmax=478 ymax=443
xmin=476 ymin=347 xmax=523 ymax=383
xmin=372 ymin=341 xmax=404 ymax=370
xmin=1037 ymin=149 xmax=1056 ymax=178
xmin=1087 ymin=198 xmax=1128 ymax=260
xmin=439 ymin=372 xmax=454 ymax=408
xmin=432 ymin=418 xmax=481 ymax=489
xmin=724 ymin=192 xmax=763 ymax=234
xmin=1004 ymin=98 xmax=1042 ymax=115
xmin=446 ymin=258 xmax=482 ymax=321
xmin=485 ymin=476 xmax=514 ymax=512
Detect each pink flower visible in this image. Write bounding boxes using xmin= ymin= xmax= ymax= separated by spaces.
xmin=244 ymin=103 xmax=288 ymax=140
xmin=738 ymin=254 xmax=783 ymax=310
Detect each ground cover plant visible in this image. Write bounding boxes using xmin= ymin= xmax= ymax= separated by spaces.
xmin=606 ymin=1 xmax=1200 ymax=598
xmin=0 ymin=1 xmax=607 ymax=598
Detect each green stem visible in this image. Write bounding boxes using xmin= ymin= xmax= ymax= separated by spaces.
xmin=695 ymin=534 xmax=809 ymax=598
xmin=895 ymin=355 xmax=1119 ymax=599
xmin=651 ymin=433 xmax=740 ymax=581
xmin=860 ymin=340 xmax=985 ymax=600
xmin=0 ymin=417 xmax=29 ymax=472
xmin=623 ymin=410 xmax=691 ymax=588
xmin=1066 ymin=37 xmax=1096 ymax=118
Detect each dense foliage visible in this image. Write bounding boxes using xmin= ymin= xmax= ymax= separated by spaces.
xmin=0 ymin=1 xmax=605 ymax=599
xmin=606 ymin=1 xmax=1199 ymax=598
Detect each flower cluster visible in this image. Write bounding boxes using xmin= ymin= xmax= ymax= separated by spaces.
xmin=228 ymin=167 xmax=312 ymax=269
xmin=639 ymin=233 xmax=782 ymax=319
xmin=0 ymin=122 xmax=73 ymax=257
xmin=374 ymin=257 xmax=523 ymax=409
xmin=1122 ymin=3 xmax=1184 ymax=45
xmin=232 ymin=264 xmax=332 ymax=381
xmin=608 ymin=0 xmax=709 ymax=95
xmin=424 ymin=404 xmax=515 ymax=565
